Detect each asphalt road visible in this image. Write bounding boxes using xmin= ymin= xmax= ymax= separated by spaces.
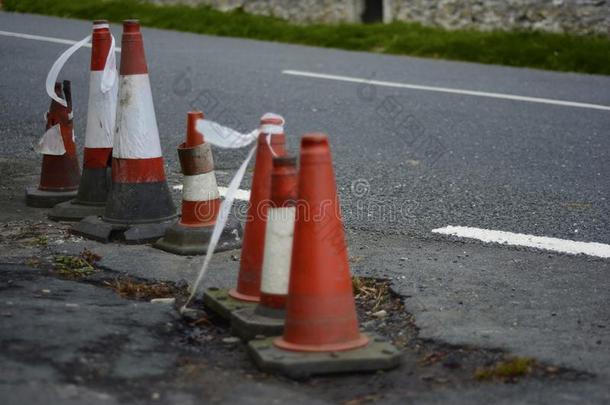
xmin=1 ymin=11 xmax=609 ymax=245
xmin=0 ymin=11 xmax=609 ymax=404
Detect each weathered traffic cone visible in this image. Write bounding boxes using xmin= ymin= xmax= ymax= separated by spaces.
xmin=26 ymin=81 xmax=81 ymax=208
xmin=203 ymin=113 xmax=286 ymax=320
xmin=154 ymin=111 xmax=242 ymax=255
xmin=73 ymin=20 xmax=177 ymax=243
xmin=50 ymin=20 xmax=117 ymax=221
xmin=247 ymin=134 xmax=401 ymax=379
xmin=231 ymin=155 xmax=297 ymax=340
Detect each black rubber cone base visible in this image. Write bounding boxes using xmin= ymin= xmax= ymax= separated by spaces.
xmin=72 ymin=215 xmax=175 ymax=244
xmin=48 ymin=199 xmax=105 ymax=221
xmin=247 ymin=334 xmax=401 ymax=379
xmin=154 ymin=216 xmax=242 ymax=256
xmin=231 ymin=305 xmax=284 ymax=341
xmin=203 ymin=288 xmax=257 ymax=321
xmin=25 ymin=186 xmax=77 ymax=208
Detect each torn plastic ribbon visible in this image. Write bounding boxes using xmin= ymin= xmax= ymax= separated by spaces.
xmin=45 ymin=24 xmax=117 ymax=107
xmin=34 ymin=124 xmax=66 ymax=155
xmin=195 ymin=119 xmax=259 ymax=149
xmin=183 ymin=114 xmax=284 ymax=308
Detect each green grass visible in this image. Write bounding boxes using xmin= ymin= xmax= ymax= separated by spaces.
xmin=5 ymin=0 xmax=610 ymax=75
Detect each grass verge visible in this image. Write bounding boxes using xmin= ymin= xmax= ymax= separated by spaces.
xmin=4 ymin=0 xmax=610 ymax=75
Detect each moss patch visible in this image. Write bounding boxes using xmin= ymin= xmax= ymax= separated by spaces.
xmin=475 ymin=357 xmax=535 ymax=382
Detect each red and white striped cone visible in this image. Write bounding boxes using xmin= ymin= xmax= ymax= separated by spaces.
xmin=50 ymin=20 xmax=117 ymax=221
xmin=26 ymin=81 xmax=81 ymax=208
xmin=74 ymin=20 xmax=177 ymax=244
xmin=231 ymin=155 xmax=297 ymax=340
xmin=203 ymin=113 xmax=287 ymax=320
xmin=154 ymin=111 xmax=242 ymax=255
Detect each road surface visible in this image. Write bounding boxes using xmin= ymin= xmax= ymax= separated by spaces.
xmin=0 ymin=11 xmax=609 ymax=404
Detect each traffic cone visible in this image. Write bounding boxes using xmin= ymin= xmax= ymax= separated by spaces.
xmin=203 ymin=113 xmax=286 ymax=320
xmin=231 ymin=155 xmax=297 ymax=340
xmin=154 ymin=111 xmax=242 ymax=255
xmin=26 ymin=81 xmax=81 ymax=208
xmin=73 ymin=20 xmax=177 ymax=243
xmin=247 ymin=134 xmax=401 ymax=379
xmin=50 ymin=20 xmax=117 ymax=221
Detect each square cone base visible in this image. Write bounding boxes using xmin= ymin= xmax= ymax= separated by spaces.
xmin=247 ymin=334 xmax=401 ymax=379
xmin=231 ymin=306 xmax=284 ymax=341
xmin=48 ymin=200 xmax=105 ymax=222
xmin=72 ymin=215 xmax=176 ymax=244
xmin=203 ymin=288 xmax=257 ymax=321
xmin=153 ymin=217 xmax=242 ymax=256
xmin=25 ymin=186 xmax=77 ymax=208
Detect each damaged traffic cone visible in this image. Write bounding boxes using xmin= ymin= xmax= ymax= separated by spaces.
xmin=26 ymin=81 xmax=81 ymax=208
xmin=231 ymin=155 xmax=297 ymax=340
xmin=203 ymin=113 xmax=286 ymax=320
xmin=247 ymin=134 xmax=401 ymax=379
xmin=73 ymin=20 xmax=177 ymax=243
xmin=50 ymin=20 xmax=117 ymax=221
xmin=154 ymin=111 xmax=242 ymax=255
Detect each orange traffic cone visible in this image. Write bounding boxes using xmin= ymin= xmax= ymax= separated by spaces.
xmin=154 ymin=111 xmax=242 ymax=255
xmin=26 ymin=81 xmax=81 ymax=208
xmin=231 ymin=155 xmax=297 ymax=340
xmin=50 ymin=20 xmax=117 ymax=221
xmin=247 ymin=134 xmax=401 ymax=378
xmin=203 ymin=113 xmax=286 ymax=320
xmin=74 ymin=20 xmax=177 ymax=243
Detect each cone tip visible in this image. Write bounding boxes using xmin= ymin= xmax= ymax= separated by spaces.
xmin=93 ymin=19 xmax=108 ymax=25
xmin=186 ymin=111 xmax=205 ymax=147
xmin=123 ymin=19 xmax=141 ymax=32
xmin=301 ymin=133 xmax=328 ymax=148
xmin=187 ymin=111 xmax=205 ymax=121
xmin=260 ymin=112 xmax=284 ymax=126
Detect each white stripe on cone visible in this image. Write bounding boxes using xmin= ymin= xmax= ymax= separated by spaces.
xmin=260 ymin=207 xmax=296 ymax=296
xmin=182 ymin=172 xmax=220 ymax=202
xmin=85 ymin=71 xmax=117 ymax=148
xmin=113 ymin=74 xmax=161 ymax=159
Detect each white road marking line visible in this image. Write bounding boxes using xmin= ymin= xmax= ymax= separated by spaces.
xmin=282 ymin=70 xmax=610 ymax=112
xmin=172 ymin=184 xmax=251 ymax=201
xmin=0 ymin=30 xmax=122 ymax=52
xmin=432 ymin=225 xmax=610 ymax=258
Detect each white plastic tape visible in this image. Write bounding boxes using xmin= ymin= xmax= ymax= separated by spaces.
xmin=182 ymin=172 xmax=220 ymax=202
xmin=195 ymin=119 xmax=259 ymax=149
xmin=45 ymin=30 xmax=117 ymax=107
xmin=183 ymin=146 xmax=257 ymax=307
xmin=113 ymin=74 xmax=162 ymax=159
xmin=259 ymin=124 xmax=284 ymax=135
xmin=260 ymin=112 xmax=284 ymax=157
xmin=34 ymin=124 xmax=65 ymax=155
xmin=260 ymin=207 xmax=296 ymax=295
xmin=195 ymin=114 xmax=284 ymax=150
xmin=182 ymin=113 xmax=286 ymax=308
xmin=100 ymin=33 xmax=117 ymax=93
xmin=85 ymin=71 xmax=117 ymax=148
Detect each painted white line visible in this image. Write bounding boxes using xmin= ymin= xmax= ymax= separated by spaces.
xmin=282 ymin=70 xmax=610 ymax=112
xmin=172 ymin=184 xmax=251 ymax=201
xmin=0 ymin=30 xmax=121 ymax=52
xmin=219 ymin=186 xmax=251 ymax=201
xmin=432 ymin=225 xmax=610 ymax=258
